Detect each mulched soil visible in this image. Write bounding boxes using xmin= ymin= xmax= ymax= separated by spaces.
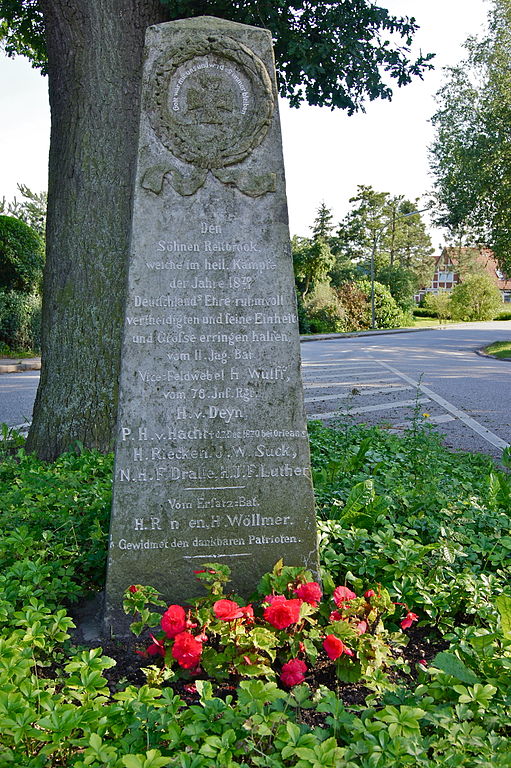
xmin=84 ymin=623 xmax=447 ymax=714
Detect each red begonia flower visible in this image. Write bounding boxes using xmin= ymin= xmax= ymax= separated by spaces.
xmin=323 ymin=634 xmax=354 ymax=660
xmin=294 ymin=581 xmax=322 ymax=605
xmin=364 ymin=589 xmax=376 ymax=599
xmin=171 ymin=631 xmax=203 ymax=669
xmin=213 ymin=599 xmax=248 ymax=621
xmin=329 ymin=610 xmax=344 ymax=622
xmin=264 ymin=598 xmax=303 ymax=629
xmin=128 ymin=585 xmax=138 ymax=593
xmin=280 ymin=658 xmax=307 ymax=687
xmin=264 ymin=594 xmax=287 ymax=605
xmin=161 ymin=604 xmax=187 ymax=638
xmin=400 ymin=611 xmax=419 ymax=630
xmin=333 ymin=586 xmax=357 ymax=606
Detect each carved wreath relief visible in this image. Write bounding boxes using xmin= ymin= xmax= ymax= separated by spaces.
xmin=142 ymin=34 xmax=276 ymax=197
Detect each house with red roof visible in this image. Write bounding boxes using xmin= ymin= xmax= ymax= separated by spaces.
xmin=415 ymin=247 xmax=511 ymax=304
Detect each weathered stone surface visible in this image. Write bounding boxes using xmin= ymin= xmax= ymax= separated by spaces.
xmin=104 ymin=16 xmax=317 ymax=634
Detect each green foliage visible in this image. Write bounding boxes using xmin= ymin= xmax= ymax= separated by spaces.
xmin=0 ymin=289 xmax=41 ymax=351
xmin=1 ymin=423 xmax=511 ymax=766
xmin=292 ymin=237 xmax=335 ymax=299
xmin=310 ymin=419 xmax=511 ymax=631
xmin=0 ymin=184 xmax=47 ymax=238
xmin=376 ymin=264 xmax=417 ymax=311
xmin=333 ymin=186 xmax=434 ymax=287
xmin=302 ymin=282 xmax=345 ymax=333
xmin=1 ymin=0 xmax=433 ymax=110
xmin=429 ymin=0 xmax=511 ymax=274
xmin=422 ymin=291 xmax=452 ymax=321
xmin=450 ymin=274 xmax=503 ymax=321
xmin=357 ymin=278 xmax=406 ymax=329
xmin=484 ymin=340 xmax=511 ymax=358
xmin=0 ymin=445 xmax=112 ymax=589
xmin=0 ymin=214 xmax=44 ymax=292
xmin=335 ymin=281 xmax=368 ymax=331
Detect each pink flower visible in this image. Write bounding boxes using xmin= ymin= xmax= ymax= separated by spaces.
xmin=171 ymin=632 xmax=203 ymax=669
xmin=364 ymin=589 xmax=375 ymax=599
xmin=264 ymin=598 xmax=302 ymax=630
xmin=329 ymin=610 xmax=344 ymax=622
xmin=161 ymin=604 xmax=187 ymax=639
xmin=294 ymin=581 xmax=322 ymax=606
xmin=323 ymin=634 xmax=354 ymax=660
xmin=419 ymin=659 xmax=427 ymax=667
xmin=355 ymin=620 xmax=368 ymax=635
xmin=213 ymin=599 xmax=246 ymax=621
xmin=264 ymin=594 xmax=287 ymax=605
xmin=333 ymin=586 xmax=357 ymax=606
xmin=280 ymin=658 xmax=307 ymax=687
xmin=401 ymin=611 xmax=419 ymax=630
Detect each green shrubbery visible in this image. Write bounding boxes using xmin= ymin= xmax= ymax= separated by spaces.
xmin=1 ymin=422 xmax=511 ymax=766
xmin=0 ymin=214 xmax=44 ymax=353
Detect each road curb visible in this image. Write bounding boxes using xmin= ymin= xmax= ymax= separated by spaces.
xmin=300 ymin=324 xmax=456 ymax=343
xmin=475 ymin=349 xmax=511 ymax=362
xmin=0 ymin=359 xmax=41 ymax=374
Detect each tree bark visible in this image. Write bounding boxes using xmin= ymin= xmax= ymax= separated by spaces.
xmin=27 ymin=0 xmax=167 ymax=459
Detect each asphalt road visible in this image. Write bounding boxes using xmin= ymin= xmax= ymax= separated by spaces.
xmin=1 ymin=322 xmax=510 ymax=458
xmin=301 ymin=322 xmax=511 ymax=460
xmin=0 ymin=370 xmax=40 ymax=432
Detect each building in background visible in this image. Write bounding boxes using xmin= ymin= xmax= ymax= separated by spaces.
xmin=415 ymin=247 xmax=511 ymax=303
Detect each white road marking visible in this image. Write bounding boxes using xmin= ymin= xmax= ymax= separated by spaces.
xmin=304 ymin=385 xmax=413 ymax=403
xmin=373 ymin=359 xmax=510 ymax=450
xmin=388 ymin=414 xmax=456 ymax=432
xmin=308 ymin=397 xmax=430 ymax=420
xmin=303 ymin=377 xmax=400 ymax=390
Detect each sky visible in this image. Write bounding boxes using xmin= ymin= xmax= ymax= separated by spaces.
xmin=0 ymin=0 xmax=490 ymax=250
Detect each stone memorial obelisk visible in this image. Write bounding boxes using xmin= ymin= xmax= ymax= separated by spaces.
xmin=104 ymin=16 xmax=317 ymax=632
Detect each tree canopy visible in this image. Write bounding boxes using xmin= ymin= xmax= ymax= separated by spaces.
xmin=1 ymin=0 xmax=434 ymax=112
xmin=429 ymin=0 xmax=511 ymax=274
xmin=333 ymin=186 xmax=434 ymax=287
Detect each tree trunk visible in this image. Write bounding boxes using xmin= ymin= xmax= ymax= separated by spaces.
xmin=27 ymin=0 xmax=167 ymax=459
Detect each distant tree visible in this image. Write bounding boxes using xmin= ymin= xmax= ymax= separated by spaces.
xmin=0 ymin=215 xmax=44 ymax=293
xmin=450 ymin=274 xmax=503 ymax=321
xmin=292 ymin=235 xmax=335 ymax=298
xmin=429 ymin=0 xmax=511 ymax=274
xmin=311 ymin=202 xmax=334 ymax=243
xmin=376 ymin=264 xmax=417 ymax=311
xmin=1 ymin=184 xmax=47 ymax=238
xmin=333 ymin=186 xmax=434 ymax=286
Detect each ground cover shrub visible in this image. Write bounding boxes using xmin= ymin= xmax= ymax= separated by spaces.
xmin=495 ymin=310 xmax=511 ymax=320
xmin=1 ymin=424 xmax=511 ymax=765
xmin=310 ymin=420 xmax=511 ymax=632
xmin=0 ymin=445 xmax=112 ymax=590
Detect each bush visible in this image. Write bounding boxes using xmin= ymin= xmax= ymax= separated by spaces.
xmin=450 ymin=274 xmax=503 ymax=321
xmin=0 ymin=215 xmax=44 ymax=293
xmin=423 ymin=291 xmax=451 ymax=321
xmin=0 ymin=290 xmax=41 ymax=351
xmin=495 ymin=310 xmax=511 ymax=320
xmin=413 ymin=306 xmax=437 ymax=318
xmin=336 ymin=281 xmax=368 ymax=331
xmin=303 ymin=282 xmax=345 ymax=333
xmin=357 ymin=279 xmax=406 ymax=329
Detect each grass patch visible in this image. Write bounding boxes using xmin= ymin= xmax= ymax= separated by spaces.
xmin=483 ymin=340 xmax=511 ymax=359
